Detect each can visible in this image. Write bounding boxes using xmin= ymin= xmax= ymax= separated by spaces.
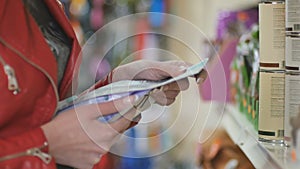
xmin=259 ymin=1 xmax=286 ymax=69
xmin=258 ymin=70 xmax=285 ymax=143
xmin=284 ymin=71 xmax=300 ymax=147
xmin=261 ymin=0 xmax=285 ymax=2
xmin=285 ymin=32 xmax=300 ymax=70
xmin=286 ymin=0 xmax=300 ymax=32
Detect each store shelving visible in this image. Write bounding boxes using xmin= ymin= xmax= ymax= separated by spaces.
xmin=222 ymin=104 xmax=300 ymax=169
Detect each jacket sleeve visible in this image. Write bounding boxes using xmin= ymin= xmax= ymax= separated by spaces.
xmin=93 ymin=70 xmax=114 ymax=89
xmin=0 ymin=127 xmax=56 ymax=169
xmin=78 ymin=70 xmax=114 ymax=97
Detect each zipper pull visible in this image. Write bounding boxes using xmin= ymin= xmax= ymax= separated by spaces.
xmin=0 ymin=142 xmax=52 ymax=164
xmin=26 ymin=146 xmax=52 ymax=164
xmin=4 ymin=64 xmax=20 ymax=95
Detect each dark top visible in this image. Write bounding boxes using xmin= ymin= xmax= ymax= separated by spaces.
xmin=23 ymin=0 xmax=72 ymax=87
xmin=23 ymin=1 xmax=73 ymax=168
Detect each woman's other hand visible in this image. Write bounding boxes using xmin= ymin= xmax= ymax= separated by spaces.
xmin=41 ymin=95 xmax=139 ymax=169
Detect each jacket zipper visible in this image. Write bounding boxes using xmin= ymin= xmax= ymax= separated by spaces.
xmin=0 ymin=142 xmax=52 ymax=164
xmin=0 ymin=38 xmax=59 ymax=163
xmin=0 ymin=37 xmax=59 ymax=111
xmin=0 ymin=55 xmax=20 ymax=95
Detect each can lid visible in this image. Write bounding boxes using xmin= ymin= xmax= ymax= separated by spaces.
xmin=260 ymin=0 xmax=285 ymax=4
xmin=286 ymin=66 xmax=300 ymax=71
xmin=286 ymin=70 xmax=300 ymax=75
xmin=286 ymin=32 xmax=300 ymax=37
xmin=259 ymin=69 xmax=285 ymax=73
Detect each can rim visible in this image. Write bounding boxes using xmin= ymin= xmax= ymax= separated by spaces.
xmin=260 ymin=1 xmax=285 ymax=4
xmin=286 ymin=32 xmax=300 ymax=37
xmin=259 ymin=69 xmax=285 ymax=73
xmin=286 ymin=70 xmax=300 ymax=75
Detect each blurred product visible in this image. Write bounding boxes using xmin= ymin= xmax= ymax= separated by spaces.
xmin=284 ymin=71 xmax=300 ymax=147
xmin=230 ymin=25 xmax=259 ymax=129
xmin=286 ymin=0 xmax=300 ymax=32
xmin=197 ymin=129 xmax=255 ymax=169
xmin=285 ymin=32 xmax=300 ymax=70
xmin=149 ymin=0 xmax=165 ymax=28
xmin=289 ymin=108 xmax=300 ymax=161
xmin=201 ymin=7 xmax=258 ymax=102
xmin=90 ymin=0 xmax=104 ymax=30
xmin=259 ymin=1 xmax=285 ymax=69
xmin=258 ymin=70 xmax=285 ymax=143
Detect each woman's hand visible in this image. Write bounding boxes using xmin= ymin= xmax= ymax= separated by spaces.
xmin=41 ymin=95 xmax=139 ymax=169
xmin=112 ymin=60 xmax=190 ymax=82
xmin=113 ymin=60 xmax=207 ymax=105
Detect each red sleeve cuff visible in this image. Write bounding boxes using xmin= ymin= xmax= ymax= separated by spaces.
xmin=0 ymin=127 xmax=48 ymax=156
xmin=94 ymin=70 xmax=113 ymax=89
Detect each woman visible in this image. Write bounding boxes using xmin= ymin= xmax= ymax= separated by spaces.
xmin=0 ymin=0 xmax=206 ymax=169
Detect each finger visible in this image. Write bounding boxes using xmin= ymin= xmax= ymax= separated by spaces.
xmin=154 ymin=97 xmax=175 ymax=106
xmin=161 ymin=78 xmax=189 ymax=91
xmin=132 ymin=114 xmax=142 ymax=123
xmin=157 ymin=87 xmax=180 ymax=98
xmin=109 ymin=108 xmax=138 ymax=133
xmin=155 ymin=61 xmax=191 ymax=78
xmin=195 ymin=69 xmax=208 ymax=84
xmin=89 ymin=154 xmax=101 ymax=167
xmin=151 ymin=91 xmax=176 ymax=106
xmin=164 ymin=90 xmax=180 ymax=99
xmin=175 ymin=78 xmax=189 ymax=91
xmin=75 ymin=95 xmax=139 ymax=119
xmin=135 ymin=61 xmax=191 ymax=81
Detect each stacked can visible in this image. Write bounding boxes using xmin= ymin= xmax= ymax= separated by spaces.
xmin=284 ymin=0 xmax=300 ymax=160
xmin=285 ymin=72 xmax=300 ymax=144
xmin=286 ymin=0 xmax=300 ymax=32
xmin=258 ymin=0 xmax=286 ymax=143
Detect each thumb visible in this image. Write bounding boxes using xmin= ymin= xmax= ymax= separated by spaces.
xmin=147 ymin=61 xmax=191 ymax=81
xmin=75 ymin=94 xmax=140 ymax=120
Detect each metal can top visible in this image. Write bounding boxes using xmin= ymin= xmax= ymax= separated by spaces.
xmin=286 ymin=70 xmax=300 ymax=75
xmin=260 ymin=0 xmax=285 ymax=4
xmin=286 ymin=32 xmax=300 ymax=38
xmin=259 ymin=69 xmax=285 ymax=73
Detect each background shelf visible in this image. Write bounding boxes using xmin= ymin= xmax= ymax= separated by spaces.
xmin=222 ymin=104 xmax=300 ymax=169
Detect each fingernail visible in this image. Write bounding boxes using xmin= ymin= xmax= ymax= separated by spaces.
xmin=196 ymin=77 xmax=204 ymax=84
xmin=134 ymin=95 xmax=140 ymax=102
xmin=225 ymin=159 xmax=239 ymax=169
xmin=179 ymin=65 xmax=188 ymax=72
xmin=123 ymin=97 xmax=131 ymax=104
xmin=133 ymin=114 xmax=142 ymax=122
xmin=123 ymin=95 xmax=139 ymax=104
xmin=160 ymin=85 xmax=168 ymax=91
xmin=153 ymin=85 xmax=167 ymax=93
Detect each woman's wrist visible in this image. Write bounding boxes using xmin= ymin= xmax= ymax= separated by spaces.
xmin=41 ymin=121 xmax=57 ymax=154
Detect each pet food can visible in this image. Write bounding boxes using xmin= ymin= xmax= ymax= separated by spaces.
xmin=258 ymin=70 xmax=285 ymax=143
xmin=259 ymin=1 xmax=285 ymax=69
xmin=286 ymin=0 xmax=300 ymax=32
xmin=284 ymin=71 xmax=300 ymax=147
xmin=286 ymin=32 xmax=300 ymax=70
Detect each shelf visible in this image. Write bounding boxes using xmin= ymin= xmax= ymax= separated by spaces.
xmin=222 ymin=104 xmax=300 ymax=169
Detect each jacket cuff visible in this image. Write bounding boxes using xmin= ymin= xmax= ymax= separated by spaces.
xmin=80 ymin=70 xmax=114 ymax=97
xmin=94 ymin=70 xmax=114 ymax=89
xmin=0 ymin=127 xmax=50 ymax=159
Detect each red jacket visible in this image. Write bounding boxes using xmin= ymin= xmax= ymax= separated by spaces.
xmin=0 ymin=0 xmax=112 ymax=168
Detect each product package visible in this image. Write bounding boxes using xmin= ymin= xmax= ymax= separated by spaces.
xmin=196 ymin=129 xmax=255 ymax=169
xmin=286 ymin=0 xmax=300 ymax=32
xmin=285 ymin=32 xmax=300 ymax=71
xmin=56 ymin=58 xmax=208 ymax=123
xmin=258 ymin=70 xmax=285 ymax=143
xmin=285 ymin=71 xmax=300 ymax=147
xmin=259 ymin=1 xmax=285 ymax=69
xmin=231 ymin=24 xmax=259 ymax=129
